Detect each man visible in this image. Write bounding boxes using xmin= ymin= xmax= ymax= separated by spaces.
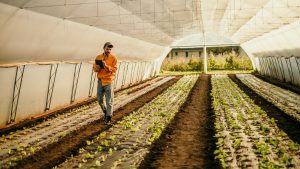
xmin=93 ymin=42 xmax=118 ymax=124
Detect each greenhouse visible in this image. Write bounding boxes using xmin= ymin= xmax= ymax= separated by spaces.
xmin=0 ymin=0 xmax=300 ymax=168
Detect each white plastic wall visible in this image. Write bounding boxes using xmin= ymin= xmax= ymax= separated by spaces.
xmin=254 ymin=57 xmax=300 ymax=86
xmin=0 ymin=67 xmax=15 ymax=125
xmin=242 ymin=20 xmax=300 ymax=86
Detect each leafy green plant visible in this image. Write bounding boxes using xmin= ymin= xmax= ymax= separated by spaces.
xmin=233 ymin=138 xmax=241 ymax=149
xmin=97 ymin=146 xmax=103 ymax=152
xmin=101 ymin=140 xmax=110 ymax=147
xmin=84 ymin=153 xmax=94 ymax=159
xmin=94 ymin=160 xmax=101 ymax=167
xmin=260 ymin=125 xmax=270 ymax=134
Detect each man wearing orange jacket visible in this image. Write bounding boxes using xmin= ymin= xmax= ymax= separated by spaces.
xmin=93 ymin=42 xmax=118 ymax=124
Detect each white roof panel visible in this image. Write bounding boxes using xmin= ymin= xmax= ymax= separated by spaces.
xmin=0 ymin=0 xmax=300 ymax=47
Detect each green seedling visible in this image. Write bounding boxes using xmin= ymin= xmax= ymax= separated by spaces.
xmin=21 ymin=150 xmax=27 ymax=156
xmin=78 ymin=148 xmax=85 ymax=154
xmin=30 ymin=147 xmax=36 ymax=154
xmin=266 ymin=138 xmax=279 ymax=147
xmin=100 ymin=155 xmax=107 ymax=162
xmin=268 ymin=118 xmax=276 ymax=125
xmin=130 ymin=126 xmax=139 ymax=132
xmin=232 ymin=122 xmax=241 ymax=130
xmin=280 ymin=154 xmax=293 ymax=166
xmin=109 ymin=148 xmax=113 ymax=155
xmin=59 ymin=133 xmax=66 ymax=138
xmin=97 ymin=146 xmax=103 ymax=152
xmin=94 ymin=160 xmax=101 ymax=167
xmin=99 ymin=132 xmax=106 ymax=138
xmin=16 ymin=146 xmax=24 ymax=152
xmin=109 ymin=135 xmax=116 ymax=141
xmin=101 ymin=140 xmax=110 ymax=147
xmin=260 ymin=125 xmax=270 ymax=134
xmin=86 ymin=140 xmax=92 ymax=146
xmin=254 ymin=141 xmax=270 ymax=156
xmin=233 ymin=139 xmax=241 ymax=149
xmin=288 ymin=142 xmax=298 ymax=151
xmin=84 ymin=153 xmax=94 ymax=159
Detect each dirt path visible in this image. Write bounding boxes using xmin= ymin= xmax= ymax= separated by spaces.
xmin=139 ymin=74 xmax=217 ymax=169
xmin=14 ymin=77 xmax=181 ymax=169
xmin=229 ymin=74 xmax=300 ymax=144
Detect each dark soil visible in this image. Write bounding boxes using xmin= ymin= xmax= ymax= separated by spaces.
xmin=13 ymin=76 xmax=181 ymax=169
xmin=229 ymin=74 xmax=300 ymax=144
xmin=139 ymin=74 xmax=218 ymax=169
xmin=252 ymin=73 xmax=300 ymax=95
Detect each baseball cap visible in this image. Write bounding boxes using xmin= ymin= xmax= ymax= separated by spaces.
xmin=104 ymin=42 xmax=113 ymax=48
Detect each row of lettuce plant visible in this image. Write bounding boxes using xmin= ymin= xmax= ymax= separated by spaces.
xmin=0 ymin=103 xmax=99 ymax=168
xmin=211 ymin=75 xmax=300 ymax=169
xmin=236 ymin=74 xmax=300 ymax=122
xmin=55 ymin=75 xmax=198 ymax=169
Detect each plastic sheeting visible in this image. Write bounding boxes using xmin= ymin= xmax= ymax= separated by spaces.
xmin=242 ymin=18 xmax=300 ymax=86
xmin=0 ymin=3 xmax=166 ymax=65
xmin=253 ymin=57 xmax=300 ymax=86
xmin=0 ymin=60 xmax=160 ymax=127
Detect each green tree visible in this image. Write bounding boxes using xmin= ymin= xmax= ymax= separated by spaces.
xmin=208 ymin=53 xmax=216 ymax=70
xmin=225 ymin=55 xmax=234 ymax=69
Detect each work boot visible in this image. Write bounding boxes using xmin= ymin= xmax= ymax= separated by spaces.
xmin=103 ymin=110 xmax=107 ymax=121
xmin=105 ymin=116 xmax=112 ymax=124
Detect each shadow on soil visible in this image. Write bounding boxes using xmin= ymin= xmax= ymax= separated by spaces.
xmin=139 ymin=74 xmax=218 ymax=169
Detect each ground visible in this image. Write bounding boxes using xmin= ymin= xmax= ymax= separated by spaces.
xmin=140 ymin=74 xmax=217 ymax=169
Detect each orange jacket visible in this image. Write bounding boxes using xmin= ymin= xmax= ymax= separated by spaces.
xmin=93 ymin=53 xmax=118 ymax=86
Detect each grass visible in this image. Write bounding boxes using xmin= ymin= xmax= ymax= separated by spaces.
xmin=159 ymin=70 xmax=253 ymax=76
xmin=207 ymin=70 xmax=253 ymax=74
xmin=159 ymin=71 xmax=202 ymax=76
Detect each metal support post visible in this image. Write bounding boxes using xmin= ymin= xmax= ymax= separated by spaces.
xmin=136 ymin=62 xmax=141 ymax=81
xmin=204 ymin=46 xmax=207 ymax=73
xmin=114 ymin=61 xmax=122 ymax=89
xmin=140 ymin=62 xmax=145 ymax=81
xmin=88 ymin=66 xmax=97 ymax=97
xmin=295 ymin=57 xmax=300 ymax=77
xmin=130 ymin=62 xmax=135 ymax=84
xmin=131 ymin=62 xmax=137 ymax=83
xmin=121 ymin=62 xmax=128 ymax=86
xmin=8 ymin=65 xmax=25 ymax=124
xmin=45 ymin=64 xmax=59 ymax=111
xmin=285 ymin=58 xmax=294 ymax=83
xmin=71 ymin=63 xmax=82 ymax=103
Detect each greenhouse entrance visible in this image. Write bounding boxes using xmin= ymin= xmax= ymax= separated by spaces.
xmin=162 ymin=46 xmax=253 ymax=73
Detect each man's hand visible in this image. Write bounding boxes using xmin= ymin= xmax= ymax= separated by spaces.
xmin=93 ymin=64 xmax=101 ymax=72
xmin=103 ymin=61 xmax=107 ymax=69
